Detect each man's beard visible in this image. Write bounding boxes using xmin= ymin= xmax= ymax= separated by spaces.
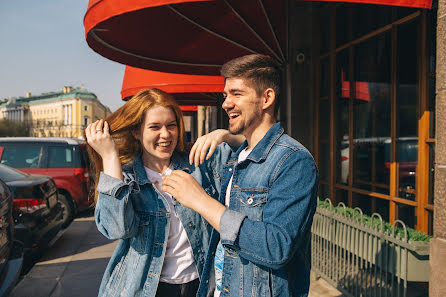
xmin=229 ymin=121 xmax=244 ymax=135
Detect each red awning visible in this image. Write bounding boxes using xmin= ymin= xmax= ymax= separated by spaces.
xmin=84 ymin=0 xmax=287 ymax=75
xmin=84 ymin=0 xmax=431 ymax=75
xmin=121 ymin=66 xmax=224 ymax=98
xmin=307 ymin=0 xmax=432 ymax=8
xmin=121 ymin=66 xmax=224 ymax=105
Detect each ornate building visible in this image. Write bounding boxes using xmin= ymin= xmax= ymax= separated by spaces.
xmin=0 ymin=86 xmax=111 ymax=138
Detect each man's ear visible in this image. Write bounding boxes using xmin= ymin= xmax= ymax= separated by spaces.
xmin=262 ymin=88 xmax=276 ymax=111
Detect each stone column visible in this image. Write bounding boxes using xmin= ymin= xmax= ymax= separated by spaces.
xmin=197 ymin=105 xmax=205 ymax=138
xmin=431 ymin=1 xmax=446 ymax=296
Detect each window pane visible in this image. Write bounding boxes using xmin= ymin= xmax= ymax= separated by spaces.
xmin=353 ymin=33 xmax=391 ymax=193
xmin=319 ymin=141 xmax=330 ymax=183
xmin=336 ymin=189 xmax=348 ymax=205
xmin=397 ymin=204 xmax=415 ymax=229
xmin=320 ymin=58 xmax=330 ymax=98
xmin=352 ymin=4 xmax=392 ymax=38
xmin=319 ymin=183 xmax=330 ymax=201
xmin=375 ymin=198 xmax=389 ymax=222
xmin=336 ymin=50 xmax=350 ymax=184
xmin=319 ymin=97 xmax=330 ymax=139
xmin=336 ymin=6 xmax=349 ymax=48
xmin=320 ymin=8 xmax=330 ymax=54
xmin=397 ymin=21 xmax=418 ymax=201
xmin=0 ymin=146 xmax=41 ymax=168
xmin=48 ymin=147 xmax=73 ymax=168
xmin=396 ymin=7 xmax=418 ymax=20
xmin=352 ymin=193 xmax=372 ymax=216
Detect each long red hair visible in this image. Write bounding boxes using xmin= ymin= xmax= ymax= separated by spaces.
xmin=87 ymin=88 xmax=185 ymax=201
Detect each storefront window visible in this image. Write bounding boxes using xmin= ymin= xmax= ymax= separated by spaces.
xmin=315 ymin=3 xmax=433 ymax=234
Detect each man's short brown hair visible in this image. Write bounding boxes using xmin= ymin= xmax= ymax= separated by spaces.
xmin=220 ymin=54 xmax=282 ymax=115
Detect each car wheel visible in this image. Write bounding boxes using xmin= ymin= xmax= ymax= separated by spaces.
xmin=58 ymin=194 xmax=74 ymax=228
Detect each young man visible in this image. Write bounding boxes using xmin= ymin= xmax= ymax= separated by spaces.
xmin=162 ymin=54 xmax=318 ymax=297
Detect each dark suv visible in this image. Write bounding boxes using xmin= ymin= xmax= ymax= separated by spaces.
xmin=0 ymin=138 xmax=93 ymax=227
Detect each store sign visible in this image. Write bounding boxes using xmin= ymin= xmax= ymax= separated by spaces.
xmin=307 ymin=0 xmax=432 ymax=9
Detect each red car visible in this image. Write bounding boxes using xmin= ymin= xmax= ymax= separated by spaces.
xmin=0 ymin=138 xmax=93 ymax=227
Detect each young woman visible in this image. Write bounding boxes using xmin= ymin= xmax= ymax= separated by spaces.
xmin=86 ymin=88 xmax=237 ymax=297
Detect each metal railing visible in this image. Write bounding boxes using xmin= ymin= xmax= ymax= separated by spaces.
xmin=311 ymin=199 xmax=429 ymax=297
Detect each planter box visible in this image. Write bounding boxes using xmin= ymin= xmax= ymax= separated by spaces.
xmin=312 ymin=206 xmax=430 ymax=282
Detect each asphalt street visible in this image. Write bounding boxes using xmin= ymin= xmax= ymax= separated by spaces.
xmin=9 ymin=212 xmax=343 ymax=297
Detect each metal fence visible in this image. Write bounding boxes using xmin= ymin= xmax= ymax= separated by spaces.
xmin=311 ymin=199 xmax=429 ymax=297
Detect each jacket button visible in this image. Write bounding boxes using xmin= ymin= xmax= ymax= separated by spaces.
xmin=247 ymin=197 xmax=253 ymax=204
xmin=229 ymin=168 xmax=232 ymax=171
xmin=206 ymin=280 xmax=209 ymax=283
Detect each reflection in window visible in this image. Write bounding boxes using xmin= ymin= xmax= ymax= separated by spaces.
xmin=336 ymin=50 xmax=350 ymax=185
xmin=352 ymin=33 xmax=391 ymax=193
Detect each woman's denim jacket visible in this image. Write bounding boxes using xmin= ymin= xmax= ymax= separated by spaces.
xmin=95 ymin=150 xmax=231 ymax=297
xmin=197 ymin=122 xmax=319 ymax=297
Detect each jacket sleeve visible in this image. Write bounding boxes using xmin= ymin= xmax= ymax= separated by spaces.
xmin=94 ymin=172 xmax=139 ymax=240
xmin=219 ymin=149 xmax=318 ymax=270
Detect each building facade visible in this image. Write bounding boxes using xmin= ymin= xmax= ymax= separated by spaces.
xmin=281 ymin=1 xmax=443 ymax=294
xmin=0 ymin=86 xmax=111 ymax=138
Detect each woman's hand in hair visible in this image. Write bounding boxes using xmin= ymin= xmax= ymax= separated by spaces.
xmin=86 ymin=119 xmax=118 ymax=159
xmin=86 ymin=120 xmax=122 ymax=180
xmin=189 ymin=129 xmax=245 ymax=167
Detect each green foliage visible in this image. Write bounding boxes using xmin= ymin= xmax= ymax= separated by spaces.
xmin=0 ymin=120 xmax=29 ymax=137
xmin=317 ymin=199 xmax=431 ymax=242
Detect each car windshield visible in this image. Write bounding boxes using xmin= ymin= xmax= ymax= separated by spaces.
xmin=0 ymin=164 xmax=27 ymax=182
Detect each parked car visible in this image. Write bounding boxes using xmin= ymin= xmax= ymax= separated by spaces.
xmin=0 ymin=138 xmax=93 ymax=227
xmin=0 ymin=164 xmax=64 ymax=254
xmin=0 ymin=179 xmax=23 ymax=297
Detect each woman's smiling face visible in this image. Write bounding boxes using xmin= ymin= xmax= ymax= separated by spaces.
xmin=134 ymin=105 xmax=178 ymax=171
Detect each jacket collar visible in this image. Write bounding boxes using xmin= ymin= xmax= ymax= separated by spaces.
xmin=231 ymin=122 xmax=283 ymax=164
xmin=129 ymin=151 xmax=192 ymax=185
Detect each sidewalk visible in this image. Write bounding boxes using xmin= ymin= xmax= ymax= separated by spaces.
xmin=10 ymin=213 xmax=343 ymax=297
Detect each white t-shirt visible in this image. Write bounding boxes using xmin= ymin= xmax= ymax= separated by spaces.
xmin=214 ymin=148 xmax=252 ymax=297
xmin=144 ymin=165 xmax=198 ymax=284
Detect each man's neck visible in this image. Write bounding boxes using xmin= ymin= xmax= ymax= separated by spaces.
xmin=244 ymin=119 xmax=276 ymax=150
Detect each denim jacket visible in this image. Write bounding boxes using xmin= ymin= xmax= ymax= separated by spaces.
xmin=197 ymin=122 xmax=319 ymax=297
xmin=95 ymin=150 xmax=231 ymax=297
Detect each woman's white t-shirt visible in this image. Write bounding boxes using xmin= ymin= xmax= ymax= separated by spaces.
xmin=144 ymin=165 xmax=198 ymax=284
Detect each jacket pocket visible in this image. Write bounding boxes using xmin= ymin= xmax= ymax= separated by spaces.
xmin=130 ymin=213 xmax=154 ymax=254
xmin=236 ymin=190 xmax=267 ymax=221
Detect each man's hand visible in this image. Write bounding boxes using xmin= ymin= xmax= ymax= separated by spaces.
xmin=189 ymin=129 xmax=245 ymax=167
xmin=161 ymin=170 xmax=226 ymax=231
xmin=161 ymin=170 xmax=208 ymax=210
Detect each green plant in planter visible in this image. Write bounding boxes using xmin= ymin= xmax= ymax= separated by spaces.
xmin=317 ymin=199 xmax=431 ymax=242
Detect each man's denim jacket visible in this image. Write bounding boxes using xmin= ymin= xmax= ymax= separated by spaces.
xmin=197 ymin=122 xmax=319 ymax=297
xmin=94 ymin=150 xmax=231 ymax=297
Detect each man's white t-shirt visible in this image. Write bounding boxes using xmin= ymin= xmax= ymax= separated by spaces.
xmin=144 ymin=165 xmax=198 ymax=284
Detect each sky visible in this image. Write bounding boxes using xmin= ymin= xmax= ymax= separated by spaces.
xmin=0 ymin=0 xmax=125 ymax=112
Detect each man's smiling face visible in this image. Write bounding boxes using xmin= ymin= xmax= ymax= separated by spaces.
xmin=222 ymin=78 xmax=263 ymax=136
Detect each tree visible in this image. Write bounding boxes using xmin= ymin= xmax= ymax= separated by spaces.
xmin=0 ymin=119 xmax=30 ymax=136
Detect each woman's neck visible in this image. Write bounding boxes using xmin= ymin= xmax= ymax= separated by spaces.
xmin=142 ymin=155 xmax=171 ymax=173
